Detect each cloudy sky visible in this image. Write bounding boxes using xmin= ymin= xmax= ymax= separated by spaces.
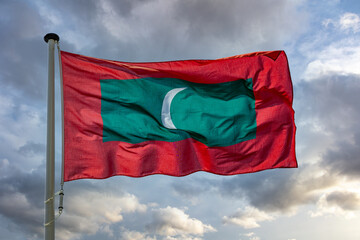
xmin=1 ymin=0 xmax=360 ymax=239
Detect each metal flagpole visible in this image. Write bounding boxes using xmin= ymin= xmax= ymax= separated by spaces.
xmin=44 ymin=33 xmax=59 ymax=240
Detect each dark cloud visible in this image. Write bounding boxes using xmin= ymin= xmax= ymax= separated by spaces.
xmin=0 ymin=0 xmax=307 ymax=103
xmin=174 ymin=0 xmax=305 ymax=47
xmin=40 ymin=0 xmax=307 ymax=61
xmin=296 ymin=75 xmax=360 ymax=178
xmin=18 ymin=142 xmax=45 ymax=157
xmin=0 ymin=0 xmax=48 ymax=101
xmin=171 ymin=177 xmax=217 ymax=200
xmin=101 ymin=0 xmax=151 ymax=17
xmin=219 ymin=169 xmax=337 ymax=213
xmin=295 ymin=75 xmax=360 ymax=134
xmin=50 ymin=0 xmax=149 ymax=22
xmin=324 ymin=133 xmax=360 ymax=178
xmin=326 ymin=191 xmax=360 ymax=211
xmin=0 ymin=164 xmax=45 ymax=239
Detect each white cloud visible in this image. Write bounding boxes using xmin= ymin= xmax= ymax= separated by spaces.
xmin=322 ymin=12 xmax=360 ymax=33
xmin=303 ymin=13 xmax=360 ymax=81
xmin=339 ymin=13 xmax=360 ymax=33
xmin=241 ymin=232 xmax=261 ymax=240
xmin=67 ymin=191 xmax=146 ymax=218
xmin=56 ymin=191 xmax=147 ymax=240
xmin=223 ymin=206 xmax=274 ymax=229
xmin=304 ymin=40 xmax=360 ymax=80
xmin=250 ymin=237 xmax=260 ymax=240
xmin=147 ymin=206 xmax=215 ymax=237
xmin=244 ymin=232 xmax=255 ymax=237
xmin=163 ymin=236 xmax=203 ymax=240
xmin=120 ymin=229 xmax=156 ymax=240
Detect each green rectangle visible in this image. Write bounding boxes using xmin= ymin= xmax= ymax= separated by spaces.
xmin=101 ymin=77 xmax=256 ymax=147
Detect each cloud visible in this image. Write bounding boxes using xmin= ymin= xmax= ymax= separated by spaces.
xmin=295 ymin=74 xmax=360 ymax=179
xmin=37 ymin=0 xmax=307 ymax=62
xmin=303 ymin=41 xmax=360 ymax=80
xmin=339 ymin=13 xmax=360 ymax=33
xmin=323 ymin=133 xmax=360 ymax=178
xmin=0 ymin=158 xmax=150 ymax=240
xmin=310 ymin=190 xmax=360 ymax=218
xmin=323 ymin=12 xmax=360 ymax=33
xmin=326 ymin=191 xmax=360 ymax=211
xmin=305 ymin=13 xmax=360 ymax=81
xmin=240 ymin=231 xmax=262 ymax=240
xmin=56 ymin=185 xmax=147 ymax=240
xmin=0 ymin=163 xmax=45 ymax=239
xmin=171 ymin=177 xmax=217 ymax=205
xmin=146 ymin=206 xmax=215 ymax=238
xmin=0 ymin=0 xmax=49 ymax=101
xmin=0 ymin=0 xmax=308 ymax=107
xmin=219 ymin=168 xmax=339 ymax=214
xmin=120 ymin=228 xmax=157 ymax=240
xmin=18 ymin=142 xmax=45 ymax=157
xmin=297 ymin=75 xmax=360 ymax=135
xmin=223 ymin=206 xmax=273 ymax=229
xmin=244 ymin=232 xmax=255 ymax=237
xmin=0 ymin=93 xmax=46 ymax=170
xmin=162 ymin=236 xmax=204 ymax=240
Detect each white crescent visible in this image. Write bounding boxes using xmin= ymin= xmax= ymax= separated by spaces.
xmin=161 ymin=87 xmax=187 ymax=129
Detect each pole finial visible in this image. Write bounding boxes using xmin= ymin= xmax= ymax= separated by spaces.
xmin=44 ymin=33 xmax=60 ymax=43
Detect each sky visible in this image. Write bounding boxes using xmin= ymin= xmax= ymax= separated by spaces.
xmin=1 ymin=0 xmax=360 ymax=239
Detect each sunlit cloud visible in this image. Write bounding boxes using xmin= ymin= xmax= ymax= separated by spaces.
xmin=146 ymin=206 xmax=216 ymax=238
xmin=223 ymin=206 xmax=274 ymax=229
xmin=119 ymin=228 xmax=156 ymax=240
xmin=310 ymin=191 xmax=360 ymax=219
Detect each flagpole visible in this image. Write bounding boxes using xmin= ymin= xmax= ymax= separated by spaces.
xmin=44 ymin=33 xmax=59 ymax=240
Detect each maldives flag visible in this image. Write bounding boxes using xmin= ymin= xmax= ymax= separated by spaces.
xmin=61 ymin=50 xmax=297 ymax=182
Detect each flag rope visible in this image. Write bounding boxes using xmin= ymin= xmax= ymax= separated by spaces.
xmin=57 ymin=42 xmax=65 ymax=216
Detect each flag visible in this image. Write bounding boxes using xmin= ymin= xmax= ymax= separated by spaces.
xmin=61 ymin=50 xmax=297 ymax=181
